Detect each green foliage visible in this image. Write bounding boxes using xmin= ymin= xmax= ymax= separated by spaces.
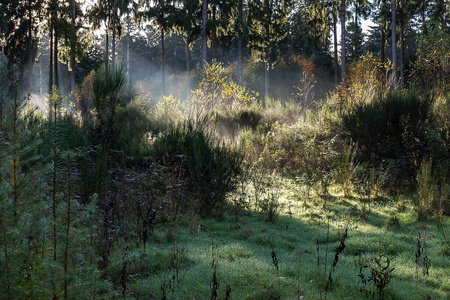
xmin=247 ymin=0 xmax=291 ymax=63
xmin=153 ymin=93 xmax=186 ymax=131
xmin=336 ymin=54 xmax=392 ymax=107
xmin=92 ymin=64 xmax=126 ymax=149
xmin=340 ymin=91 xmax=437 ymax=177
xmin=151 ymin=120 xmax=243 ymax=214
xmin=412 ymin=26 xmax=450 ymax=93
xmin=114 ymin=99 xmax=154 ymax=159
xmin=191 ymin=61 xmax=257 ymax=117
xmin=369 ymin=255 xmax=395 ymax=300
xmin=416 ymin=159 xmax=450 ymax=222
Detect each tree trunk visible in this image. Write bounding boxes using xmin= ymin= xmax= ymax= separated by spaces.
xmin=400 ymin=14 xmax=404 ymax=86
xmin=212 ymin=6 xmax=217 ymax=60
xmin=49 ymin=13 xmax=53 ymax=93
xmin=333 ymin=9 xmax=339 ymax=85
xmin=391 ymin=0 xmax=397 ymax=88
xmin=54 ymin=27 xmax=59 ymax=89
xmin=421 ymin=2 xmax=427 ymax=36
xmin=105 ymin=28 xmax=109 ymax=74
xmin=238 ymin=0 xmax=243 ymax=85
xmin=202 ymin=0 xmax=207 ymax=67
xmin=161 ymin=29 xmax=165 ymax=94
xmin=27 ymin=0 xmax=33 ymax=92
xmin=112 ymin=0 xmax=116 ymax=77
xmin=70 ymin=0 xmax=76 ymax=92
xmin=265 ymin=2 xmax=270 ymax=99
xmin=340 ymin=0 xmax=346 ymax=85
xmin=354 ymin=3 xmax=358 ymax=59
xmin=186 ymin=40 xmax=191 ymax=97
xmin=381 ymin=0 xmax=386 ymax=67
xmin=265 ymin=61 xmax=269 ymax=99
xmin=160 ymin=0 xmax=165 ymax=95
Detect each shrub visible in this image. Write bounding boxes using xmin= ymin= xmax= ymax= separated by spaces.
xmin=115 ymin=99 xmax=155 ymax=159
xmin=150 ymin=120 xmax=243 ymax=214
xmin=411 ymin=26 xmax=450 ymax=94
xmin=416 ymin=159 xmax=450 ymax=222
xmin=337 ymin=54 xmax=392 ymax=107
xmin=191 ymin=61 xmax=257 ymax=118
xmin=340 ymin=91 xmax=436 ymax=178
xmin=153 ymin=94 xmax=186 ymax=131
xmin=91 ymin=64 xmax=126 ymax=150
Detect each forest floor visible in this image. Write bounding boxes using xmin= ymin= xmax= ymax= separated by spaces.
xmin=112 ymin=177 xmax=450 ymax=300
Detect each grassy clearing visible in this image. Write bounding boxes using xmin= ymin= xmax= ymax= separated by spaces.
xmin=114 ymin=177 xmax=450 ymax=299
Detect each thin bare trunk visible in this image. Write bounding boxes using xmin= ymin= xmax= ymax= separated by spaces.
xmin=112 ymin=0 xmax=116 ymax=78
xmin=54 ymin=28 xmax=59 ymax=89
xmin=28 ymin=0 xmax=33 ymax=92
xmin=237 ymin=0 xmax=243 ymax=85
xmin=161 ymin=29 xmax=165 ymax=94
xmin=333 ymin=9 xmax=339 ymax=85
xmin=400 ymin=16 xmax=404 ymax=86
xmin=105 ymin=28 xmax=109 ymax=75
xmin=212 ymin=6 xmax=217 ymax=59
xmin=265 ymin=2 xmax=270 ymax=99
xmin=381 ymin=0 xmax=386 ymax=67
xmin=354 ymin=3 xmax=358 ymax=59
xmin=70 ymin=0 xmax=76 ymax=92
xmin=391 ymin=0 xmax=397 ymax=88
xmin=340 ymin=0 xmax=346 ymax=85
xmin=265 ymin=61 xmax=269 ymax=99
xmin=49 ymin=21 xmax=53 ymax=93
xmin=186 ymin=41 xmax=191 ymax=97
xmin=202 ymin=0 xmax=207 ymax=66
xmin=160 ymin=0 xmax=165 ymax=94
xmin=421 ymin=3 xmax=427 ymax=36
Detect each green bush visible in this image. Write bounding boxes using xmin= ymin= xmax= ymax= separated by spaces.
xmin=340 ymin=92 xmax=439 ymax=177
xmin=151 ymin=120 xmax=243 ymax=214
xmin=416 ymin=159 xmax=450 ymax=222
xmin=114 ymin=99 xmax=156 ymax=159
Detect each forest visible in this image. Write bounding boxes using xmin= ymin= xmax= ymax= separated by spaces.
xmin=1 ymin=0 xmax=450 ymax=299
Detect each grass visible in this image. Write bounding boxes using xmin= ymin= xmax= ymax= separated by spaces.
xmin=109 ymin=175 xmax=450 ymax=299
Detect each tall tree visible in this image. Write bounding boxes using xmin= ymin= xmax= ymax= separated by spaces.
xmin=351 ymin=0 xmax=372 ymax=60
xmin=139 ymin=0 xmax=174 ymax=95
xmin=330 ymin=0 xmax=340 ymax=85
xmin=90 ymin=0 xmax=113 ymax=74
xmin=172 ymin=0 xmax=201 ymax=96
xmin=380 ymin=0 xmax=388 ymax=66
xmin=248 ymin=0 xmax=290 ymax=98
xmin=391 ymin=0 xmax=397 ymax=87
xmin=1 ymin=0 xmax=42 ymax=92
xmin=238 ymin=0 xmax=244 ymax=85
xmin=202 ymin=0 xmax=208 ymax=66
xmin=110 ymin=0 xmax=132 ymax=77
xmin=340 ymin=0 xmax=346 ymax=84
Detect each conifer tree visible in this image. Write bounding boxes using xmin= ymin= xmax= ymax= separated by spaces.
xmin=247 ymin=0 xmax=291 ymax=98
xmin=172 ymin=0 xmax=202 ymax=96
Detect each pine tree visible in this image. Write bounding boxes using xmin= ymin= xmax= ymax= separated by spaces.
xmin=247 ymin=0 xmax=291 ymax=98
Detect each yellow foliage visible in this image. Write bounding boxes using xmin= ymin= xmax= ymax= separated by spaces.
xmin=336 ymin=54 xmax=392 ymax=107
xmin=191 ymin=61 xmax=257 ymax=117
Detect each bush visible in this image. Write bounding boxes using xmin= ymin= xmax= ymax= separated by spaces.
xmin=337 ymin=54 xmax=392 ymax=107
xmin=411 ymin=26 xmax=450 ymax=94
xmin=191 ymin=61 xmax=257 ymax=118
xmin=416 ymin=159 xmax=450 ymax=222
xmin=151 ymin=120 xmax=243 ymax=214
xmin=340 ymin=92 xmax=437 ymax=178
xmin=115 ymin=99 xmax=155 ymax=159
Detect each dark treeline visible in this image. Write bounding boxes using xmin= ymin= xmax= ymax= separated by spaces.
xmin=2 ymin=0 xmax=450 ymax=100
